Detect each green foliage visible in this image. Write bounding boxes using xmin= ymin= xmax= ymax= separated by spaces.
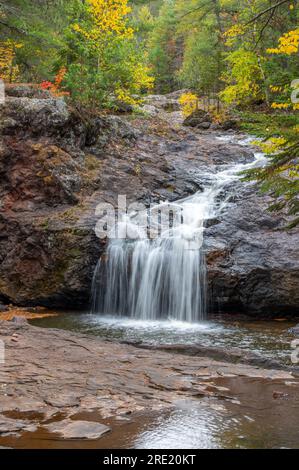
xmin=0 ymin=1 xmax=154 ymax=107
xmin=63 ymin=37 xmax=154 ymax=108
xmin=239 ymin=110 xmax=299 ymax=227
xmin=242 ymin=140 xmax=299 ymax=228
xmin=0 ymin=0 xmax=298 ymax=223
xmin=147 ymin=0 xmax=180 ymax=93
xmin=178 ymin=28 xmax=221 ymax=94
xmin=0 ymin=0 xmax=75 ymax=81
xmin=59 ymin=0 xmax=154 ymax=108
xmin=238 ymin=111 xmax=298 ymax=142
xmin=220 ymin=49 xmax=264 ymax=106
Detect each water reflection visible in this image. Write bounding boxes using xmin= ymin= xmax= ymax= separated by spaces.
xmin=134 ymin=385 xmax=299 ymax=450
xmin=134 ymin=401 xmax=233 ymax=449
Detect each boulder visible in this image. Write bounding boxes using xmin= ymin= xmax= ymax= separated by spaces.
xmin=183 ymin=109 xmax=212 ymax=128
xmin=112 ymin=100 xmax=134 ymax=114
xmin=162 ymin=100 xmax=180 ymax=112
xmin=205 ymin=184 xmax=299 ymax=315
xmin=5 ymin=84 xmax=51 ymax=99
xmin=221 ymin=118 xmax=240 ymax=131
xmin=138 ymin=104 xmax=159 ymax=117
xmin=197 ymin=121 xmax=211 ymax=130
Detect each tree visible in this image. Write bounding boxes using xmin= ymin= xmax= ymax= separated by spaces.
xmin=175 ymin=0 xmax=227 ymax=94
xmin=0 ymin=39 xmax=22 ymax=82
xmin=0 ymin=0 xmax=77 ymax=81
xmin=219 ymin=0 xmax=298 ymax=108
xmin=243 ymin=24 xmax=299 ymax=227
xmin=220 ymin=48 xmax=265 ymax=106
xmin=147 ymin=0 xmax=182 ymax=92
xmin=61 ymin=0 xmax=154 ymax=107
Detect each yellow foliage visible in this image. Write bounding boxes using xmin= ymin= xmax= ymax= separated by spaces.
xmin=179 ymin=92 xmax=199 ymax=117
xmin=270 ymin=85 xmax=288 ymax=93
xmin=0 ymin=40 xmax=23 ymax=82
xmin=132 ymin=62 xmax=154 ymax=92
xmin=267 ymin=29 xmax=299 ymax=55
xmin=73 ymin=0 xmax=133 ymax=43
xmin=116 ymin=63 xmax=154 ymax=105
xmin=70 ymin=0 xmax=154 ymax=105
xmin=208 ymin=105 xmax=230 ymax=125
xmin=271 ymin=102 xmax=290 ymax=109
xmin=223 ymin=24 xmax=245 ymax=46
xmin=253 ymin=137 xmax=287 ymax=154
xmin=223 ymin=25 xmax=245 ymax=37
xmin=116 ymin=88 xmax=136 ymax=105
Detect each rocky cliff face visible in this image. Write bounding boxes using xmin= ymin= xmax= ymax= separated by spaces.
xmin=0 ymin=86 xmax=298 ymax=315
xmin=206 ymin=186 xmax=299 ymax=315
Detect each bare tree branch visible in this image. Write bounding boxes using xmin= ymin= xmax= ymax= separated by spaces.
xmin=245 ymin=0 xmax=291 ymax=26
xmin=179 ymin=1 xmax=213 ymax=19
xmin=254 ymin=8 xmax=276 ymax=49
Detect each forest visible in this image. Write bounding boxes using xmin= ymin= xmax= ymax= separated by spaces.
xmin=0 ymin=0 xmax=298 ymax=223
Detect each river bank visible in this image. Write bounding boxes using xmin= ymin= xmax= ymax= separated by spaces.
xmin=0 ymin=319 xmax=299 ymax=448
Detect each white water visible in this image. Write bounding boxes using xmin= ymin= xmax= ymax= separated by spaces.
xmin=91 ymin=137 xmax=267 ymax=322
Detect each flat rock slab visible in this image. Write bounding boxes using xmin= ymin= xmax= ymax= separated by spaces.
xmin=0 ymin=320 xmax=298 ymax=437
xmin=44 ymin=393 xmax=82 ymax=408
xmin=0 ymin=415 xmax=37 ymax=435
xmin=45 ymin=420 xmax=110 ymax=440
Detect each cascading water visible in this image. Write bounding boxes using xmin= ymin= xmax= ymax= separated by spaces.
xmin=92 ymin=237 xmax=207 ymax=322
xmin=91 ymin=138 xmax=266 ymax=323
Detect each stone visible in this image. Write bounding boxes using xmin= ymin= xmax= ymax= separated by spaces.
xmin=0 ymin=320 xmax=298 ymax=439
xmin=5 ymin=84 xmax=51 ymax=99
xmin=162 ymin=100 xmax=180 ymax=112
xmin=138 ymin=104 xmax=159 ymax=117
xmin=197 ymin=121 xmax=211 ymax=130
xmin=11 ymin=317 xmax=28 ymax=325
xmin=44 ymin=393 xmax=82 ymax=408
xmin=112 ymin=100 xmax=134 ymax=114
xmin=273 ymin=391 xmax=289 ymax=399
xmin=221 ymin=118 xmax=239 ymax=131
xmin=45 ymin=420 xmax=111 ymax=440
xmin=289 ymin=325 xmax=299 ymax=336
xmin=183 ymin=109 xmax=212 ymax=128
xmin=0 ymin=415 xmax=37 ymax=435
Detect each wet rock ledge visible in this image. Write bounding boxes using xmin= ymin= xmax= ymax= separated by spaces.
xmin=0 ymin=320 xmax=298 ymax=440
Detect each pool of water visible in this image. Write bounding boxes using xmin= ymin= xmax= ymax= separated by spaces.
xmin=30 ymin=313 xmax=297 ymax=366
xmin=2 ymin=377 xmax=299 ymax=449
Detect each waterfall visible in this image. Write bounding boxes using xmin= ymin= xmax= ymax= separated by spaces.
xmin=91 ymin=141 xmax=266 ymax=323
xmin=91 ymin=192 xmax=208 ymax=322
xmin=91 ymin=237 xmax=207 ymax=322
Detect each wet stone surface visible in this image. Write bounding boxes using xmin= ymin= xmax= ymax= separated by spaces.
xmin=44 ymin=420 xmax=111 ymax=440
xmin=0 ymin=320 xmax=298 ymax=446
